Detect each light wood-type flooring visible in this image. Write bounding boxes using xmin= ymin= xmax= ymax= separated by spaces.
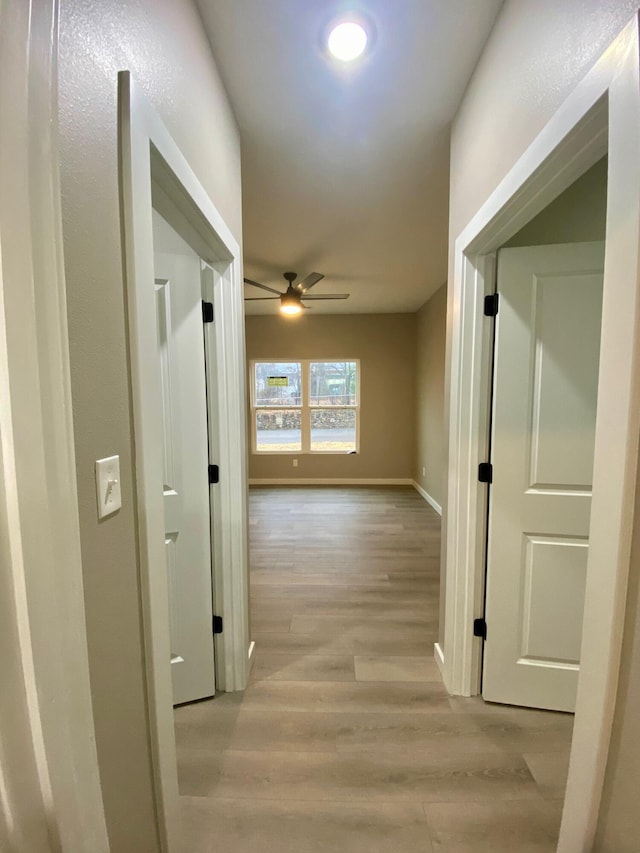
xmin=176 ymin=486 xmax=573 ymax=852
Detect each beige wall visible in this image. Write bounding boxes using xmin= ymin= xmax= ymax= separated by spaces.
xmin=504 ymin=156 xmax=607 ymax=248
xmin=414 ymin=283 xmax=447 ymax=507
xmin=246 ymin=314 xmax=416 ymax=481
xmin=415 ymin=284 xmax=447 ymax=642
xmin=58 ymin=1 xmax=241 ymax=850
xmin=447 ymin=0 xmax=640 ymax=844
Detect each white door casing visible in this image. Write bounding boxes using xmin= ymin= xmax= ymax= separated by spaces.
xmin=0 ymin=1 xmax=108 ymax=849
xmin=154 ymin=251 xmax=215 ymax=705
xmin=483 ymin=242 xmax=604 ymax=712
xmin=443 ymin=15 xmax=640 ymax=851
xmin=119 ymin=71 xmax=249 ymax=852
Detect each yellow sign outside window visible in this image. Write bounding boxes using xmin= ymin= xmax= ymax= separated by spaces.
xmin=268 ymin=376 xmax=288 ymax=387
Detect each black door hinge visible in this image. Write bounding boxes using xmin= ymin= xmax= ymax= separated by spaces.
xmin=208 ymin=464 xmax=219 ymax=484
xmin=478 ymin=462 xmax=493 ymax=483
xmin=473 ymin=618 xmax=487 ymax=640
xmin=484 ymin=293 xmax=499 ymax=316
xmin=202 ymin=301 xmax=214 ymax=323
xmin=212 ymin=615 xmax=223 ymax=634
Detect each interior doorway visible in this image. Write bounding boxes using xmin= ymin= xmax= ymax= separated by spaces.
xmin=483 ymin=240 xmax=604 ymax=712
xmin=444 ymin=19 xmax=640 ymax=851
xmin=152 ymin=211 xmax=217 ymax=706
xmin=479 ymin=159 xmax=608 ymax=712
xmin=118 ymin=71 xmax=250 ymax=851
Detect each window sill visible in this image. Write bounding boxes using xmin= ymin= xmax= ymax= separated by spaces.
xmin=252 ymin=450 xmax=359 ymax=456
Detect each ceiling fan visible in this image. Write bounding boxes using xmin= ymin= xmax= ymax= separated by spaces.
xmin=244 ymin=271 xmax=349 ymax=315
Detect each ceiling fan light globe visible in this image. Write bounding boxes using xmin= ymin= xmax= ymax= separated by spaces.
xmin=280 ymin=294 xmax=302 ymax=316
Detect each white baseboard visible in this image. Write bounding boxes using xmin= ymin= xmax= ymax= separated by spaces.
xmin=249 ymin=478 xmax=414 ymax=486
xmin=434 ymin=642 xmax=445 ymax=677
xmin=412 ymin=480 xmax=442 ymax=515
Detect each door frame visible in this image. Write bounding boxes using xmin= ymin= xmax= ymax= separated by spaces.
xmin=442 ymin=14 xmax=640 ymax=852
xmin=0 ymin=0 xmax=108 ymax=849
xmin=118 ymin=72 xmax=250 ymax=852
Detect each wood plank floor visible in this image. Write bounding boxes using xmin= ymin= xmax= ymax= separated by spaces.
xmin=176 ymin=486 xmax=573 ymax=852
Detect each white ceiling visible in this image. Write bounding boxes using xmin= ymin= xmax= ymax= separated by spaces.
xmin=196 ymin=0 xmax=504 ymax=314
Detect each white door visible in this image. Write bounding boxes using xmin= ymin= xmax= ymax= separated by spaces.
xmin=482 ymin=242 xmax=604 ymax=712
xmin=154 ymin=250 xmax=215 ymax=706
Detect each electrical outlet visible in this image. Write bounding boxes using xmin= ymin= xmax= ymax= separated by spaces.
xmin=293 ymin=458 xmax=298 ymax=468
xmin=422 ymin=467 xmax=426 ymax=477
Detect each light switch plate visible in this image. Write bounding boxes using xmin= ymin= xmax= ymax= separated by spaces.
xmin=95 ymin=455 xmax=121 ymax=519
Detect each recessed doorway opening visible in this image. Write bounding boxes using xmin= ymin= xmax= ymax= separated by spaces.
xmin=443 ymin=17 xmax=640 ymax=852
xmin=118 ymin=71 xmax=250 ymax=851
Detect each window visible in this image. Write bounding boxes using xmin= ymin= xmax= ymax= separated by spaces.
xmin=251 ymin=360 xmax=359 ymax=453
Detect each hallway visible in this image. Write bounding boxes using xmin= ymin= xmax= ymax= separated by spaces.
xmin=176 ymin=486 xmax=572 ymax=852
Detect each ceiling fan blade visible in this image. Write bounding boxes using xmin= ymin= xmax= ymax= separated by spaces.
xmin=302 ymin=293 xmax=350 ymax=300
xmin=295 ymin=272 xmax=324 ymax=293
xmin=244 ymin=296 xmax=280 ymax=301
xmin=244 ymin=277 xmax=282 ymax=295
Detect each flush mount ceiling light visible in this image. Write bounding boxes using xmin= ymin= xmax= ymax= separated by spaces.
xmin=327 ymin=20 xmax=368 ymax=62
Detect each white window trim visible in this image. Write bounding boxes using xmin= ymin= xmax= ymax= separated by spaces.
xmin=250 ymin=359 xmax=360 ymax=454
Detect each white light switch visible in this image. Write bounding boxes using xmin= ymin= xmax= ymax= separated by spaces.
xmin=95 ymin=455 xmax=121 ymax=519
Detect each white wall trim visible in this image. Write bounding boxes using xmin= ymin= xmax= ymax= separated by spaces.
xmin=200 ymin=263 xmax=249 ymax=694
xmin=444 ymin=15 xmax=640 ymax=853
xmin=434 ymin=642 xmax=445 ymax=678
xmin=412 ymin=481 xmax=442 ymax=515
xmin=0 ymin=1 xmax=108 ymax=848
xmin=249 ymin=478 xmax=413 ymax=486
xmin=118 ymin=71 xmax=249 ymax=853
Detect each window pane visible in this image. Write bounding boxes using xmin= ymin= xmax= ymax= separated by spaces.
xmin=256 ymin=410 xmax=302 ymax=451
xmin=310 ymin=362 xmax=357 ymax=406
xmin=254 ymin=362 xmax=302 ymax=406
xmin=310 ymin=409 xmax=356 ymax=452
